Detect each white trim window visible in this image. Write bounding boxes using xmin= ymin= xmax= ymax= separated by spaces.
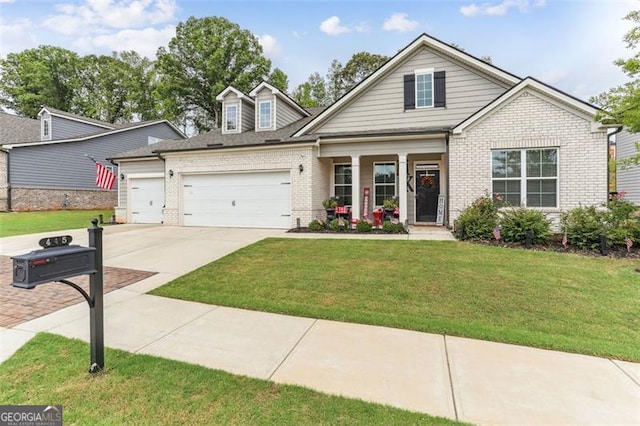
xmin=415 ymin=69 xmax=434 ymax=108
xmin=334 ymin=164 xmax=352 ymax=206
xmin=41 ymin=117 xmax=51 ymax=140
xmin=492 ymin=148 xmax=558 ymax=208
xmin=225 ymin=104 xmax=238 ymax=131
xmin=374 ymin=162 xmax=396 ymax=206
xmin=258 ymin=101 xmax=272 ymax=129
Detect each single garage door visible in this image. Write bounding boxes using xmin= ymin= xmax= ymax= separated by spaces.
xmin=130 ymin=177 xmax=164 ymax=223
xmin=182 ymin=171 xmax=291 ymax=228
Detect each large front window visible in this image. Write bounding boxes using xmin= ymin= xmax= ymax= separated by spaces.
xmin=258 ymin=101 xmax=272 ymax=129
xmin=225 ymin=105 xmax=238 ymax=131
xmin=334 ymin=164 xmax=352 ymax=206
xmin=416 ymin=70 xmax=433 ymax=108
xmin=492 ymin=149 xmax=558 ymax=207
xmin=374 ymin=162 xmax=396 ymax=206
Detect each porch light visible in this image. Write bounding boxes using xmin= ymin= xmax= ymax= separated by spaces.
xmin=169 ymin=169 xmax=174 ymax=178
xmin=120 ymin=173 xmax=125 ymax=181
xmin=299 ymin=164 xmax=304 ymax=173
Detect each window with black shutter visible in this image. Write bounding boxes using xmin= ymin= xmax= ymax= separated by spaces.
xmin=403 ymin=74 xmax=415 ymax=110
xmin=404 ymin=70 xmax=446 ymax=110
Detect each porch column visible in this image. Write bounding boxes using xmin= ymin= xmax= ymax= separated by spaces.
xmin=351 ymin=155 xmax=361 ymax=220
xmin=398 ymin=154 xmax=408 ymax=225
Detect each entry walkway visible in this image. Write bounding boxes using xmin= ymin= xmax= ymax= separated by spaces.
xmin=1 ymin=225 xmax=638 ymax=425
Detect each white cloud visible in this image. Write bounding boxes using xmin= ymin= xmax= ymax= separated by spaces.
xmin=354 ymin=22 xmax=369 ymax=33
xmin=382 ymin=12 xmax=420 ymax=33
xmin=44 ymin=0 xmax=177 ymax=34
xmin=73 ymin=25 xmax=175 ymax=59
xmin=320 ymin=16 xmax=351 ymax=36
xmin=257 ymin=34 xmax=282 ymax=57
xmin=460 ymin=0 xmax=545 ymax=17
xmin=0 ymin=17 xmax=37 ymax=57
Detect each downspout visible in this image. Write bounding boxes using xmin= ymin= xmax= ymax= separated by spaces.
xmin=608 ymin=126 xmax=624 ymax=197
xmin=445 ymin=132 xmax=450 ymax=228
xmin=4 ymin=149 xmax=11 ymax=212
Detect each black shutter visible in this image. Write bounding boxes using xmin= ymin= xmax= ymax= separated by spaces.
xmin=434 ymin=71 xmax=446 ymax=108
xmin=403 ymin=74 xmax=415 ymax=110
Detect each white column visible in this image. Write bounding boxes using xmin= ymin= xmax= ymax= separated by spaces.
xmin=351 ymin=155 xmax=361 ymax=221
xmin=398 ymin=154 xmax=408 ymax=225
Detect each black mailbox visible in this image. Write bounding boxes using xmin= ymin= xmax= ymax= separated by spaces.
xmin=11 ymin=245 xmax=97 ymax=289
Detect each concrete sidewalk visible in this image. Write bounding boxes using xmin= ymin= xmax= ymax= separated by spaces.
xmin=1 ymin=225 xmax=639 ymax=425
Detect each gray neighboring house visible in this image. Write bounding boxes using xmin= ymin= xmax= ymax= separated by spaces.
xmin=112 ymin=33 xmax=613 ymax=229
xmin=0 ymin=107 xmax=185 ymax=211
xmin=614 ymin=128 xmax=640 ymax=204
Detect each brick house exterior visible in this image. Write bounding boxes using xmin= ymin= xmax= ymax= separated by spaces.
xmin=112 ymin=34 xmax=610 ymax=229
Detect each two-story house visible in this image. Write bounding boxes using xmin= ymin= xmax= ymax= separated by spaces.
xmin=0 ymin=107 xmax=185 ymax=211
xmin=112 ymin=33 xmax=611 ymax=229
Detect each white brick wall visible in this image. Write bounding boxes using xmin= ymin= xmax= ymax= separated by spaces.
xmin=450 ymin=90 xmax=608 ymax=228
xmin=162 ymin=145 xmax=320 ymax=228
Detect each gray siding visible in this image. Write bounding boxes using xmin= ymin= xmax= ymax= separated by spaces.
xmin=255 ymin=89 xmax=275 ymax=131
xmin=241 ymin=99 xmax=255 ymax=132
xmin=616 ymin=129 xmax=640 ymax=204
xmin=9 ymin=123 xmax=183 ymax=190
xmin=314 ymin=48 xmax=510 ymax=134
xmin=49 ymin=114 xmax=111 ymax=139
xmin=118 ymin=159 xmax=164 ymax=207
xmin=276 ymin=98 xmax=303 ymax=129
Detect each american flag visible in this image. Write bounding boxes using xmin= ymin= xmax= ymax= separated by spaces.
xmin=493 ymin=226 xmax=501 ymax=241
xmin=87 ymin=155 xmax=116 ymax=190
xmin=626 ymin=237 xmax=634 ymax=253
xmin=562 ymin=232 xmax=568 ymax=249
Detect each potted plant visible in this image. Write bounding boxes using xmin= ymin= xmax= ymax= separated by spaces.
xmin=322 ymin=198 xmax=338 ymax=220
xmin=382 ymin=198 xmax=397 ymax=221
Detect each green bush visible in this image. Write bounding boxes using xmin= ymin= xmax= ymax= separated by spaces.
xmin=560 ymin=206 xmax=608 ymax=250
xmin=329 ymin=218 xmax=349 ymax=232
xmin=382 ymin=221 xmax=405 ymax=233
xmin=355 ymin=220 xmax=373 ymax=233
xmin=499 ymin=208 xmax=552 ymax=244
xmin=456 ymin=195 xmax=499 ymax=240
xmin=308 ymin=220 xmax=325 ymax=232
xmin=607 ymin=198 xmax=638 ymax=226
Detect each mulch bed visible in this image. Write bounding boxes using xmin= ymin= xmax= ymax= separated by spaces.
xmin=0 ymin=256 xmax=156 ymax=328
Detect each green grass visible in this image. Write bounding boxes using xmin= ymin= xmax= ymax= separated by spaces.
xmin=0 ymin=334 xmax=458 ymax=425
xmin=0 ymin=209 xmax=114 ymax=237
xmin=151 ymin=238 xmax=640 ymax=362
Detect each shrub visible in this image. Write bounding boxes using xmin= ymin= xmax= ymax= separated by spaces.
xmin=383 ymin=199 xmax=397 ymax=209
xmin=308 ymin=219 xmax=325 ymax=232
xmin=322 ymin=198 xmax=337 ymax=209
xmin=355 ymin=220 xmax=373 ymax=233
xmin=329 ymin=218 xmax=349 ymax=232
xmin=456 ymin=195 xmax=499 ymax=240
xmin=607 ymin=198 xmax=638 ymax=227
xmin=382 ymin=221 xmax=405 ymax=233
xmin=499 ymin=208 xmax=552 ymax=244
xmin=560 ymin=206 xmax=608 ymax=250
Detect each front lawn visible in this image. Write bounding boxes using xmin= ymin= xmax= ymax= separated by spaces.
xmin=0 ymin=334 xmax=457 ymax=425
xmin=0 ymin=209 xmax=114 ymax=237
xmin=151 ymin=238 xmax=640 ymax=361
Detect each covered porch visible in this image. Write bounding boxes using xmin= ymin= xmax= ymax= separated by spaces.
xmin=317 ymin=132 xmax=449 ymax=226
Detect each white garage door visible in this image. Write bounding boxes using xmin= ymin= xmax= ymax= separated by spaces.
xmin=182 ymin=171 xmax=291 ymax=228
xmin=130 ymin=177 xmax=164 ymax=224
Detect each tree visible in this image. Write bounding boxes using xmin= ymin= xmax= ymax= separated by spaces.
xmin=338 ymin=52 xmax=389 ymax=95
xmin=592 ymin=9 xmax=640 ymax=167
xmin=267 ymin=68 xmax=289 ymax=93
xmin=450 ymin=43 xmax=492 ymax=64
xmin=292 ymin=72 xmax=328 ymax=107
xmin=155 ymin=16 xmax=272 ymax=133
xmin=0 ymin=46 xmax=80 ymax=118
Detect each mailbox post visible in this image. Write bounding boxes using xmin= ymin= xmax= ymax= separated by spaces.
xmin=11 ymin=219 xmax=105 ymax=374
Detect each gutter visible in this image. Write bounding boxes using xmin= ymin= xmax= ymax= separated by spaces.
xmin=152 ymin=139 xmax=317 ymax=155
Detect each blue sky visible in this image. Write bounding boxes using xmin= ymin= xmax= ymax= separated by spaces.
xmin=0 ymin=0 xmax=636 ymax=101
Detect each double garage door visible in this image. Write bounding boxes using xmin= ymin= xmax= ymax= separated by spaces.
xmin=182 ymin=171 xmax=291 ymax=229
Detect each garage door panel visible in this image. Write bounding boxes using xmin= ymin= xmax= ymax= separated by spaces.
xmin=182 ymin=172 xmax=291 ymax=228
xmin=130 ymin=177 xmax=164 ymax=224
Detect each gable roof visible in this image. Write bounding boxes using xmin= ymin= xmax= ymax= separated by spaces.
xmin=2 ymin=119 xmax=186 ymax=148
xmin=38 ymin=106 xmax=118 ymax=130
xmin=249 ymin=81 xmax=310 ymax=117
xmin=0 ymin=112 xmax=40 ymax=143
xmin=452 ymin=77 xmax=604 ymax=135
xmin=293 ymin=32 xmax=522 ymax=137
xmin=215 ymin=86 xmax=255 ymax=104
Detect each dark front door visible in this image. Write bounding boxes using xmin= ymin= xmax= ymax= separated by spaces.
xmin=415 ymin=168 xmax=440 ymax=223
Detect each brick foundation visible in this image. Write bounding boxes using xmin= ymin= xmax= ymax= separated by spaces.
xmin=10 ymin=187 xmax=117 ymax=211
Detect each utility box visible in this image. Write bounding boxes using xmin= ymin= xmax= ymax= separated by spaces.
xmin=11 ymin=245 xmax=97 ymax=289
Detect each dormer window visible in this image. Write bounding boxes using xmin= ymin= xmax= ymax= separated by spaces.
xmin=416 ymin=69 xmax=434 ymax=108
xmin=225 ymin=104 xmax=238 ymax=131
xmin=258 ymin=101 xmax=272 ymax=129
xmin=41 ymin=117 xmax=51 ymax=140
